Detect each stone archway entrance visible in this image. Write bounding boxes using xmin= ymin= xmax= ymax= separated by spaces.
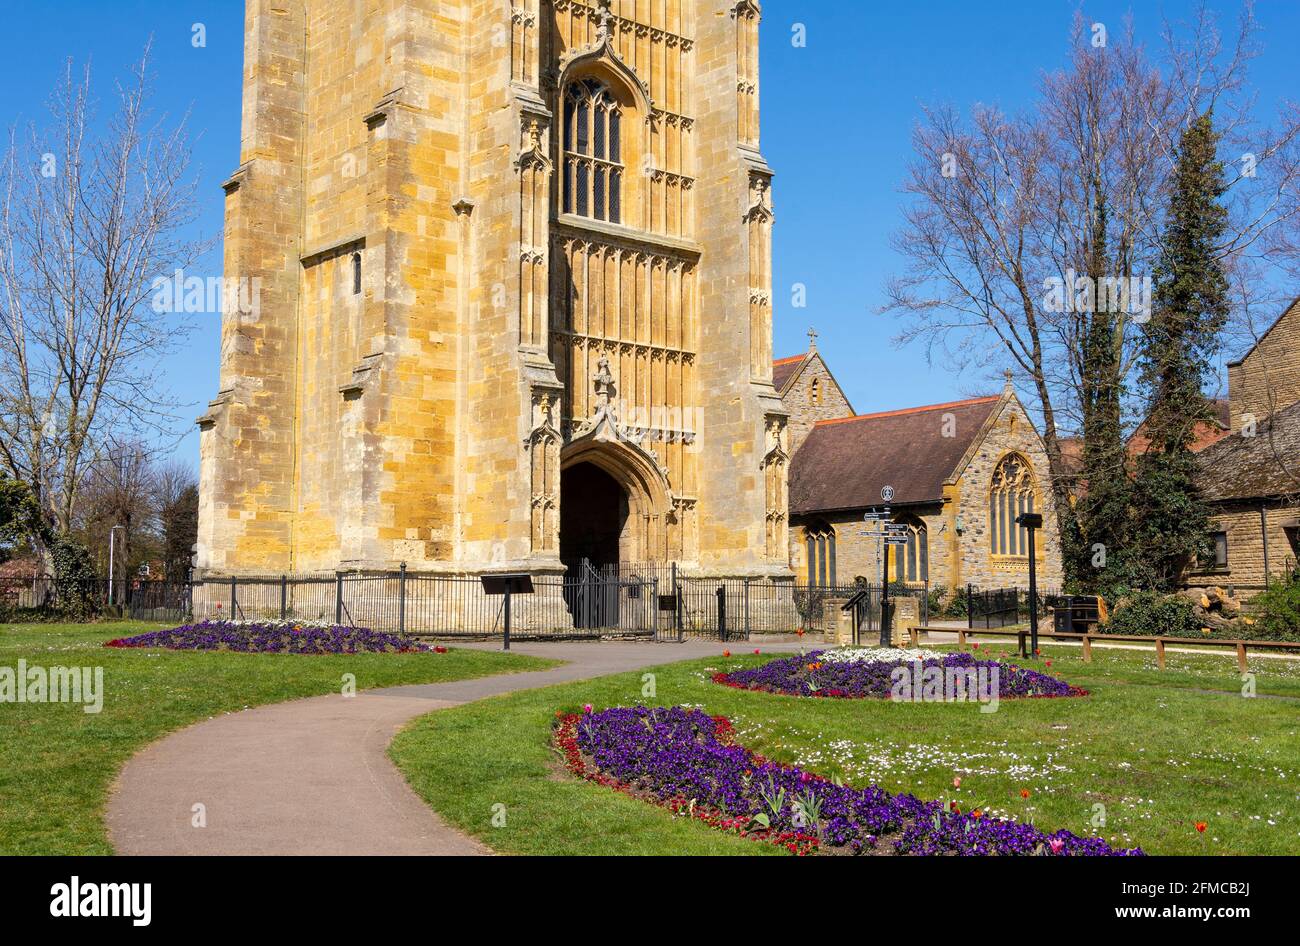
xmin=560 ymin=461 xmax=628 ymax=569
xmin=560 ymin=435 xmax=672 ymax=569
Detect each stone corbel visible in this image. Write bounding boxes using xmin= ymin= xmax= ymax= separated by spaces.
xmin=363 ymin=87 xmax=406 ymax=131
xmin=221 ymin=162 xmax=251 ymax=197
xmin=339 ymin=353 xmax=384 ymax=401
xmin=196 ymin=388 xmax=236 ymax=431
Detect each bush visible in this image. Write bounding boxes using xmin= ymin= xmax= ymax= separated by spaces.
xmin=1104 ymin=591 xmax=1199 ymax=637
xmin=1250 ymin=576 xmax=1300 ymax=643
xmin=50 ymin=535 xmax=100 ymax=620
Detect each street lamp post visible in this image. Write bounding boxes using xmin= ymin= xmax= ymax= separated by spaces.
xmin=1016 ymin=512 xmax=1043 ymax=658
xmin=107 ymin=525 xmax=125 ymax=608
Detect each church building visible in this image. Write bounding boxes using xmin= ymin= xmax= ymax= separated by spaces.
xmin=776 ymin=336 xmax=1064 ymax=595
xmin=196 ymin=0 xmax=791 ymax=584
xmin=1190 ymin=295 xmax=1300 ymax=592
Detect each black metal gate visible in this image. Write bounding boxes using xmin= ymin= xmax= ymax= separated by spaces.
xmin=968 ymin=585 xmax=1019 ymax=628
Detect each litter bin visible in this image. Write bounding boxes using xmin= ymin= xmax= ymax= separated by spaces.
xmin=1052 ymin=595 xmax=1101 ymax=634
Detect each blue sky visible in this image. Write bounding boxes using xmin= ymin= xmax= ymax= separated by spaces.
xmin=0 ymin=0 xmax=1295 ymax=471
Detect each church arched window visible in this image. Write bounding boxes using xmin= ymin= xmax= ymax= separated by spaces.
xmin=810 ymin=377 xmax=821 ymax=405
xmin=805 ymin=520 xmax=836 ymax=587
xmin=990 ymin=454 xmax=1036 ymax=557
xmin=891 ymin=517 xmax=928 ymax=583
xmin=563 ymin=78 xmax=623 ymax=223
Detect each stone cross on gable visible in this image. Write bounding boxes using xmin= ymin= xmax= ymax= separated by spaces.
xmin=807 ymin=326 xmax=818 ymax=352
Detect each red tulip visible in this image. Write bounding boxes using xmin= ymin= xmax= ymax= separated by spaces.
xmin=1195 ymin=821 xmax=1207 ymax=833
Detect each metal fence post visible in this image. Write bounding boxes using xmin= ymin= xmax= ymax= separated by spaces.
xmin=966 ymin=582 xmax=973 ymax=630
xmin=230 ymin=576 xmax=237 ymax=619
xmin=673 ymin=562 xmax=683 ymax=642
xmin=717 ymin=585 xmax=727 ymax=642
xmin=280 ymin=574 xmax=288 ymax=621
xmin=651 ymin=577 xmax=659 ymax=640
xmin=335 ymin=574 xmax=343 ymax=625
xmin=744 ymin=579 xmax=751 ymax=639
xmin=399 ymin=562 xmax=407 ymax=634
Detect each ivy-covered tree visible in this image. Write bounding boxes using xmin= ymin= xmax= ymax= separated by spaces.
xmin=1130 ymin=112 xmax=1229 ymax=590
xmin=0 ymin=473 xmax=42 ymax=558
xmin=1073 ymin=179 xmax=1134 ymax=591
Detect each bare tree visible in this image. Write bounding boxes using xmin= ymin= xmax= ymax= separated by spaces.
xmin=0 ymin=44 xmax=212 ymax=564
xmin=885 ymin=7 xmax=1300 ymax=581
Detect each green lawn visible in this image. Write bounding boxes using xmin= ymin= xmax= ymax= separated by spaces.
xmin=0 ymin=622 xmax=556 ymax=855
xmin=390 ymin=642 xmax=1300 ymax=856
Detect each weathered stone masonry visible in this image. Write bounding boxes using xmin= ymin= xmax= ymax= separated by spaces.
xmin=197 ymin=0 xmax=790 ymax=585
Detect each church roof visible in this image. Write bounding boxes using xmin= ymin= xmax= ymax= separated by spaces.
xmin=1195 ymin=398 xmax=1300 ymax=502
xmin=772 ymin=353 xmax=807 ymax=393
xmin=790 ymin=396 xmax=1001 ymax=514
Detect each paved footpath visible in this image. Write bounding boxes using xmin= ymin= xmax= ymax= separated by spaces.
xmin=107 ymin=640 xmax=801 ymax=856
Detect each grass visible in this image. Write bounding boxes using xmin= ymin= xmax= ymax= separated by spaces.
xmin=390 ymin=641 xmax=1300 ymax=856
xmin=0 ymin=621 xmax=556 ymax=855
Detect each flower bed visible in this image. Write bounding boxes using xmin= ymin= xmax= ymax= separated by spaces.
xmin=104 ymin=620 xmax=431 ymax=655
xmin=714 ymin=649 xmax=1086 ymax=700
xmin=555 ymin=705 xmax=1141 ymax=856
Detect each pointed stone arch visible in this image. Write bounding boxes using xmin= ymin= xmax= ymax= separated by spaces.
xmin=561 ymin=433 xmax=673 ymax=564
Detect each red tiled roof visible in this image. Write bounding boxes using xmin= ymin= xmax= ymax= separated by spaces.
xmin=772 ymin=353 xmax=806 ymax=393
xmin=790 ymin=396 xmax=1001 ymax=513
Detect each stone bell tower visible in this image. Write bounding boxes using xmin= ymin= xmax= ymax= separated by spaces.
xmin=196 ymin=0 xmax=789 ymax=582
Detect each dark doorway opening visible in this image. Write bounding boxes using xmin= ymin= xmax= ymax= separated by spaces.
xmin=560 ymin=461 xmax=628 ymax=629
xmin=560 ymin=461 xmax=627 ymax=569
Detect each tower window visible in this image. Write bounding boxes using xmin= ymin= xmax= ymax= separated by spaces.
xmin=351 ymin=252 xmax=362 ymax=296
xmin=563 ymin=78 xmax=623 ymax=224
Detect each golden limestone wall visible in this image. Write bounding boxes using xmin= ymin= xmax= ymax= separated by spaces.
xmin=197 ymin=0 xmax=788 ymax=587
xmin=1229 ymin=297 xmax=1300 ymax=433
xmin=780 ymin=353 xmax=854 ymax=452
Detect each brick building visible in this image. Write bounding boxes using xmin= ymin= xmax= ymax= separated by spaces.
xmin=777 ymin=344 xmax=1063 ymax=594
xmin=1190 ymin=296 xmax=1300 ymax=592
xmin=197 ymin=0 xmax=791 ymax=589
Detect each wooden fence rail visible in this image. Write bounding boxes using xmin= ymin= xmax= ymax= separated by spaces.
xmin=910 ymin=625 xmax=1300 ymax=672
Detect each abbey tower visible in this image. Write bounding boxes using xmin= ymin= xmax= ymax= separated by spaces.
xmin=197 ymin=0 xmax=789 ymax=583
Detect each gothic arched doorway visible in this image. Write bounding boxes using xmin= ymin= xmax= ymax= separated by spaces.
xmin=560 ymin=461 xmax=628 ymax=569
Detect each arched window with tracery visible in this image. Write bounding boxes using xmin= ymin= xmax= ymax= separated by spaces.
xmin=990 ymin=454 xmax=1036 ymax=557
xmin=805 ymin=520 xmax=836 ymax=587
xmin=562 ymin=78 xmax=623 ymax=223
xmin=891 ymin=517 xmax=928 ymax=582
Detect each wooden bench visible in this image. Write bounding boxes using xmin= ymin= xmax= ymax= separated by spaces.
xmin=909 ymin=626 xmax=1300 ymax=671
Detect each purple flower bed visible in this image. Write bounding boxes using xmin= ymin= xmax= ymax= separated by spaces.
xmin=104 ymin=621 xmax=430 ymax=655
xmin=568 ymin=705 xmax=1141 ymax=856
xmin=716 ymin=650 xmax=1086 ymax=700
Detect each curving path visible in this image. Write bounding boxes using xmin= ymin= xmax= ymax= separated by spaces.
xmin=107 ymin=640 xmax=801 ymax=856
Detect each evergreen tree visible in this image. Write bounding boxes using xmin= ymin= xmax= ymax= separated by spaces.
xmin=1131 ymin=112 xmax=1229 ymax=589
xmin=1074 ymin=175 xmax=1133 ymax=590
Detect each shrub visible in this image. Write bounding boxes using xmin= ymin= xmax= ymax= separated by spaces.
xmin=1250 ymin=576 xmax=1300 ymax=643
xmin=50 ymin=536 xmax=100 ymax=620
xmin=1104 ymin=591 xmax=1199 ymax=637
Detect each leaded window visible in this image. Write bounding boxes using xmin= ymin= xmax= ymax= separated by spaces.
xmin=892 ymin=518 xmax=929 ymax=582
xmin=563 ymin=79 xmax=623 ymax=223
xmin=805 ymin=521 xmax=836 ymax=587
xmin=989 ymin=454 xmax=1036 ymax=557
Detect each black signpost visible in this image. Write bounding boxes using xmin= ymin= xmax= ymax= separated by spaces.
xmin=480 ymin=573 xmax=534 ymax=651
xmin=1015 ymin=512 xmax=1043 ymax=658
xmin=860 ymin=485 xmax=910 ymax=647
